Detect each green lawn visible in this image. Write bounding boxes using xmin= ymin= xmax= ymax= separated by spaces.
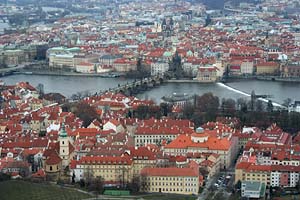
xmin=0 ymin=180 xmax=92 ymax=200
xmin=141 ymin=193 xmax=197 ymax=200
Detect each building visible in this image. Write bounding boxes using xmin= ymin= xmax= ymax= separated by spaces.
xmin=229 ymin=60 xmax=242 ymax=75
xmin=241 ymin=181 xmax=266 ymax=199
xmin=49 ymin=54 xmax=75 ymax=69
xmin=43 ymin=123 xmax=75 ymax=180
xmin=99 ymin=54 xmax=123 ymax=66
xmin=235 ymin=144 xmax=300 ymax=188
xmin=72 ymin=155 xmax=133 ymax=184
xmin=134 ymin=119 xmax=194 ymax=147
xmin=150 ymin=62 xmax=169 ymax=76
xmin=3 ymin=49 xmax=26 ymax=66
xmin=282 ymin=65 xmax=300 ymax=78
xmin=140 ymin=163 xmax=200 ymax=195
xmin=58 ymin=124 xmax=75 ymax=168
xmin=48 ymin=47 xmax=81 ymax=70
xmin=196 ymin=67 xmax=219 ymax=82
xmin=240 ymin=60 xmax=254 ymax=75
xmin=75 ymin=62 xmax=95 ymax=73
xmin=256 ymin=62 xmax=279 ymax=75
xmin=164 ymin=127 xmax=237 ymax=169
xmin=103 ymin=119 xmax=125 ymax=133
xmin=113 ymin=58 xmax=136 ymax=72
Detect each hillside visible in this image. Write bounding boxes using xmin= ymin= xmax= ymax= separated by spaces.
xmin=0 ymin=180 xmax=92 ymax=200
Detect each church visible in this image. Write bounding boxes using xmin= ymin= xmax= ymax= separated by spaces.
xmin=43 ymin=123 xmax=75 ymax=180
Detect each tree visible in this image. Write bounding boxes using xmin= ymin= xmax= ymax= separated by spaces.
xmin=128 ymin=175 xmax=141 ymax=194
xmin=196 ymin=93 xmax=220 ymax=122
xmin=237 ymin=98 xmax=248 ymax=112
xmin=134 ymin=105 xmax=149 ymax=119
xmin=160 ymin=103 xmax=172 ymax=117
xmin=250 ymin=90 xmax=256 ymax=111
xmin=221 ymin=98 xmax=236 ymax=116
xmin=296 ymin=178 xmax=300 ymax=193
xmin=255 ymin=100 xmax=264 ymax=111
xmin=182 ymin=102 xmax=195 ymax=119
xmin=88 ymin=176 xmax=104 ymax=194
xmin=282 ymin=98 xmax=292 ymax=108
xmin=73 ymin=102 xmax=99 ymax=127
xmin=267 ymin=100 xmax=274 ymax=112
xmin=72 ymin=172 xmax=75 ymax=184
xmin=235 ymin=180 xmax=241 ymax=190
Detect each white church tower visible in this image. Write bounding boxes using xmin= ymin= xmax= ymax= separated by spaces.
xmin=58 ymin=123 xmax=71 ymax=168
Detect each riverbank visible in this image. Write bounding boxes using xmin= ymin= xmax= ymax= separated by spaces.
xmin=226 ymin=76 xmax=300 ymax=83
xmin=166 ymin=79 xmax=199 ymax=83
xmin=15 ymin=70 xmax=123 ymax=78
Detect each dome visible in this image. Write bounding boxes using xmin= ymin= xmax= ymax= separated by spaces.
xmin=59 ymin=123 xmax=68 ymax=138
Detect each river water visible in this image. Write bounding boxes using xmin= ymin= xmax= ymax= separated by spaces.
xmin=2 ymin=75 xmax=300 ymax=104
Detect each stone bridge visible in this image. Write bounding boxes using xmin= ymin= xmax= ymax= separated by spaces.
xmin=100 ymin=75 xmax=166 ymax=96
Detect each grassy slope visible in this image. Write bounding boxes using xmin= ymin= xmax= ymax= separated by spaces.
xmin=0 ymin=180 xmax=91 ymax=200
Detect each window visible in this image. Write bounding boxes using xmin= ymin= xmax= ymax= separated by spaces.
xmin=50 ymin=166 xmax=53 ymax=171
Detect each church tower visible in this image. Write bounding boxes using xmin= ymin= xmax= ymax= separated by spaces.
xmin=58 ymin=123 xmax=70 ymax=168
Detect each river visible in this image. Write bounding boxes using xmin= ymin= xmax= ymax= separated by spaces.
xmin=1 ymin=75 xmax=300 ymax=104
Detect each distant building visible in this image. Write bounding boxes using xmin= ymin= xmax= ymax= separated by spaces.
xmin=196 ymin=66 xmax=219 ymax=82
xmin=161 ymin=93 xmax=193 ymax=108
xmin=75 ymin=62 xmax=95 ymax=73
xmin=151 ymin=62 xmax=169 ymax=76
xmin=49 ymin=54 xmax=75 ymax=69
xmin=240 ymin=60 xmax=254 ymax=75
xmin=256 ymin=62 xmax=279 ymax=75
xmin=282 ymin=65 xmax=300 ymax=78
xmin=48 ymin=47 xmax=81 ymax=70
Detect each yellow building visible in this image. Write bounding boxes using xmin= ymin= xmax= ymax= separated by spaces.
xmin=256 ymin=62 xmax=279 ymax=75
xmin=235 ymin=162 xmax=271 ymax=186
xmin=49 ymin=54 xmax=75 ymax=69
xmin=72 ymin=147 xmax=157 ymax=183
xmin=77 ymin=156 xmax=133 ymax=183
xmin=140 ymin=163 xmax=200 ymax=195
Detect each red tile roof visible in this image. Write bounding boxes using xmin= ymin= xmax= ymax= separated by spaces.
xmin=141 ymin=167 xmax=198 ymax=177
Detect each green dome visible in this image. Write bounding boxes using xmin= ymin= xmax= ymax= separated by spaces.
xmin=59 ymin=123 xmax=67 ymax=137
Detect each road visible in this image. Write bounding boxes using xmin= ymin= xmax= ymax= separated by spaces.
xmin=197 ymin=176 xmax=216 ymax=200
xmin=0 ymin=63 xmax=27 ymax=74
xmin=198 ymin=168 xmax=235 ymax=200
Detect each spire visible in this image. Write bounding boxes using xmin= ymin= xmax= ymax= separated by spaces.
xmin=59 ymin=123 xmax=67 ymax=138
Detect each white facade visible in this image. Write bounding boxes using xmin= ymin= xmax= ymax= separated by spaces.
xmin=270 ymin=171 xmax=281 ymax=187
xmin=103 ymin=121 xmax=125 ymax=133
xmin=135 ymin=133 xmax=178 ymax=147
xmin=241 ymin=61 xmax=254 ymax=74
xmin=75 ymin=63 xmax=95 ymax=73
xmin=49 ymin=54 xmax=75 ymax=68
xmin=151 ymin=62 xmax=169 ymax=76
